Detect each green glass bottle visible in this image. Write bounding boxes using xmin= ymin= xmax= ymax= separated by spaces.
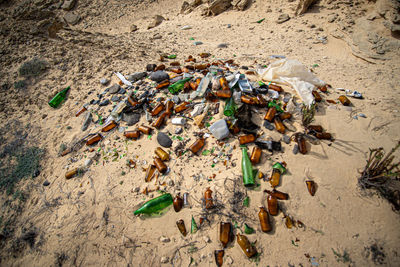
xmin=241 ymin=147 xmax=255 ymax=187
xmin=48 ymin=86 xmax=70 ymax=108
xmin=168 ymin=78 xmax=191 ymax=94
xmin=223 ymin=97 xmax=236 ymax=117
xmin=133 ymin=193 xmax=173 ymax=215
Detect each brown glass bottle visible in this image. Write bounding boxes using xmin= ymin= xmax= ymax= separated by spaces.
xmin=214 ymin=250 xmax=224 ymax=267
xmin=86 ymin=133 xmax=102 ymax=146
xmin=267 ymin=195 xmax=279 ymax=216
xmin=308 ymin=125 xmax=323 ymax=133
xmin=165 ymin=100 xmax=174 ymax=117
xmin=306 ymin=180 xmax=316 ymax=196
xmin=315 ymin=132 xmax=332 ymax=140
xmin=65 ymin=168 xmax=78 ymax=179
xmin=236 ymin=233 xmax=257 ymax=258
xmin=176 ymin=219 xmax=187 ymax=236
xmin=174 ymin=102 xmax=190 ymax=113
xmin=155 ymin=147 xmax=169 ymax=161
xmin=124 ymin=130 xmax=141 ymax=140
xmin=101 ymin=120 xmax=117 ymax=132
xmin=250 ymin=146 xmax=262 ymax=164
xmin=138 ymin=125 xmax=152 ymax=135
xmin=241 ymin=95 xmax=256 ymax=105
xmin=264 ymin=189 xmax=289 ymax=200
xmin=226 ymin=120 xmax=240 ymax=134
xmin=219 ymin=222 xmax=232 ymax=248
xmin=154 ymin=157 xmax=167 ymax=174
xmin=274 ymin=117 xmax=285 ymax=134
xmin=239 ymin=134 xmax=255 ymax=145
xmin=268 ymin=84 xmax=283 ymax=92
xmin=338 ymin=95 xmax=351 ymax=106
xmin=295 ymin=133 xmax=307 ymax=154
xmin=151 ymin=103 xmax=165 ymax=116
xmin=256 ymin=95 xmax=268 ymax=107
xmin=264 ymin=107 xmax=277 ymax=122
xmin=144 ymin=164 xmax=156 ymax=182
xmin=215 ymin=90 xmax=232 ymax=98
xmin=270 ymin=162 xmax=287 ymax=187
xmin=258 ymin=207 xmax=272 ymax=233
xmin=152 ymin=112 xmax=167 ymax=129
xmin=279 ymin=112 xmax=292 ymax=121
xmin=189 ymin=81 xmax=198 ymax=91
xmin=312 ymin=90 xmax=322 ymax=102
xmin=219 ymin=77 xmax=229 ymax=91
xmin=173 ymin=193 xmax=183 ymax=212
xmin=189 ymin=138 xmax=205 ymax=154
xmin=75 ymin=106 xmax=87 ymax=117
xmin=156 ymin=81 xmax=170 ymax=90
xmin=204 ymin=187 xmax=213 ymax=209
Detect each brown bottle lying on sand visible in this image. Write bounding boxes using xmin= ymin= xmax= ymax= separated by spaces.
xmin=214 ymin=250 xmax=224 ymax=267
xmin=295 ymin=133 xmax=307 ymax=154
xmin=152 ymin=112 xmax=167 ymax=129
xmin=264 ymin=106 xmax=277 ymax=122
xmin=239 ymin=134 xmax=255 ymax=145
xmin=65 ymin=168 xmax=78 ymax=179
xmin=101 ymin=120 xmax=117 ymax=132
xmin=315 ymin=132 xmax=332 ymax=140
xmin=258 ymin=207 xmax=272 ymax=233
xmin=176 ymin=219 xmax=187 ymax=236
xmin=138 ymin=125 xmax=152 ymax=135
xmin=204 ymin=187 xmax=213 ymax=209
xmin=236 ymin=233 xmax=257 ymax=258
xmin=267 ymin=195 xmax=279 ymax=216
xmin=215 ymin=90 xmax=232 ymax=98
xmin=86 ymin=133 xmax=102 ymax=146
xmin=155 ymin=147 xmax=169 ymax=161
xmin=264 ymin=189 xmax=289 ymax=200
xmin=268 ymin=84 xmax=283 ymax=92
xmin=312 ymin=90 xmax=322 ymax=102
xmin=124 ymin=130 xmax=141 ymax=140
xmin=279 ymin=112 xmax=292 ymax=121
xmin=308 ymin=125 xmax=323 ymax=133
xmin=156 ymin=80 xmax=170 ymax=90
xmin=241 ymin=95 xmax=256 ymax=105
xmin=338 ymin=95 xmax=351 ymax=106
xmin=274 ymin=117 xmax=285 ymax=134
xmin=151 ymin=103 xmax=165 ymax=116
xmin=250 ymin=146 xmax=262 ymax=164
xmin=154 ymin=157 xmax=167 ymax=174
xmin=306 ymin=180 xmax=316 ymax=196
xmin=174 ymin=102 xmax=190 ymax=113
xmin=219 ymin=222 xmax=232 ymax=248
xmin=75 ymin=106 xmax=87 ymax=117
xmin=165 ymin=100 xmax=174 ymax=117
xmin=144 ymin=164 xmax=156 ymax=182
xmin=190 ymin=138 xmax=205 ymax=154
xmin=173 ymin=193 xmax=183 ymax=212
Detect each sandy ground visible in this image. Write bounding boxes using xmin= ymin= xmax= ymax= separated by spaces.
xmin=0 ymin=0 xmax=400 ymax=266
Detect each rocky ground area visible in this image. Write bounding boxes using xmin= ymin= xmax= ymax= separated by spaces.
xmin=0 ymin=0 xmax=400 ymax=266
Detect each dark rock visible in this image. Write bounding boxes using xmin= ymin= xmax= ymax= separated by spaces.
xmin=111 ymin=95 xmax=120 ymax=102
xmin=130 ymin=24 xmax=138 ymax=32
xmin=108 ymin=84 xmax=121 ymax=94
xmin=92 ymin=100 xmax=99 ymax=105
xmin=276 ymin=14 xmax=290 ymax=24
xmin=117 ymin=87 xmax=126 ymax=94
xmin=122 ymin=112 xmax=141 ymax=126
xmin=99 ymin=99 xmax=110 ymax=106
xmin=157 ymin=132 xmax=172 ymax=148
xmin=64 ymin=12 xmax=80 ymax=25
xmin=150 ymin=71 xmax=169 ymax=82
xmin=147 ymin=15 xmax=165 ymax=29
xmin=62 ymin=0 xmax=76 ymax=11
xmin=128 ymin=72 xmax=147 ymax=82
xmin=217 ymin=43 xmax=228 ymax=48
xmin=263 ymin=120 xmax=275 ymax=131
xmin=293 ymin=144 xmax=299 ymax=154
xmin=43 ymin=180 xmax=50 ymax=186
xmin=272 ymin=141 xmax=281 ymax=151
xmin=282 ymin=134 xmax=291 ymax=144
xmin=146 ymin=64 xmax=157 ymax=71
xmin=241 ymin=66 xmax=249 ymax=70
xmin=82 ymin=112 xmax=92 ymax=131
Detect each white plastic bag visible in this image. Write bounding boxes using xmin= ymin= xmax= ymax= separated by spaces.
xmin=258 ymin=59 xmax=325 ymax=106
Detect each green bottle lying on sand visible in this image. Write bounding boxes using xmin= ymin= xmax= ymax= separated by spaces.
xmin=134 ymin=193 xmax=173 ymax=215
xmin=241 ymin=147 xmax=255 ymax=187
xmin=48 ymin=86 xmax=70 ymax=108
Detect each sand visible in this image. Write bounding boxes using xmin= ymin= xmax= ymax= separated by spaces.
xmin=0 ymin=0 xmax=400 ymax=266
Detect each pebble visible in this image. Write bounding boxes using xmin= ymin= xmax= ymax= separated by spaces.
xmin=263 ymin=120 xmax=275 ymax=131
xmin=117 ymin=87 xmax=126 ymax=94
xmin=146 ymin=64 xmax=157 ymax=72
xmin=108 ymin=84 xmax=121 ymax=94
xmin=181 ymin=25 xmax=192 ymax=30
xmin=217 ymin=43 xmax=228 ymax=48
xmin=203 ymin=236 xmax=211 ymax=243
xmin=193 ymin=41 xmax=203 ymax=45
xmin=276 ymin=13 xmax=290 ymax=24
xmin=293 ymin=144 xmax=299 ymax=154
xmin=282 ymin=134 xmax=291 ymax=144
xmin=172 ymin=96 xmax=180 ymax=104
xmin=175 ymin=127 xmax=183 ymax=134
xmin=118 ymin=126 xmax=125 ymax=133
xmin=84 ymin=159 xmax=92 ymax=167
xmin=100 ymin=78 xmax=109 ymax=85
xmin=122 ymin=112 xmax=141 ymax=126
xmin=43 ymin=180 xmax=50 ymax=186
xmin=160 ymin=257 xmax=169 ymax=264
xmin=225 ymin=256 xmax=234 ymax=265
xmin=159 ymin=236 xmax=170 ymax=243
xmin=150 ymin=71 xmax=169 ymax=82
xmin=134 ymin=187 xmax=140 ymax=192
xmin=111 ymin=95 xmax=120 ymax=102
xmin=128 ymin=72 xmax=147 ymax=82
xmin=157 ymin=132 xmax=172 ymax=148
xmin=99 ymin=99 xmax=110 ymax=106
xmin=167 ymin=179 xmax=174 ymax=186
xmin=81 ymin=112 xmax=92 ymax=131
xmin=359 ymin=113 xmax=367 ymax=118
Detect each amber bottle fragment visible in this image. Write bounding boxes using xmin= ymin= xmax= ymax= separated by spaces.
xmin=189 ymin=138 xmax=205 ymax=154
xmin=101 ymin=120 xmax=117 ymax=132
xmin=219 ymin=222 xmax=232 ymax=248
xmin=65 ymin=168 xmax=78 ymax=179
xmin=264 ymin=189 xmax=289 ymax=200
xmin=250 ymin=146 xmax=262 ymax=164
xmin=279 ymin=112 xmax=292 ymax=121
xmin=307 ymin=125 xmax=323 ymax=133
xmin=264 ymin=107 xmax=277 ymax=122
xmin=315 ymin=132 xmax=332 ymax=140
xmin=274 ymin=117 xmax=285 ymax=134
xmin=338 ymin=95 xmax=351 ymax=106
xmin=174 ymin=102 xmax=190 ymax=113
xmin=256 ymin=95 xmax=268 ymax=107
xmin=155 ymin=147 xmax=169 ymax=161
xmin=215 ymin=90 xmax=232 ymax=98
xmin=144 ymin=164 xmax=156 ymax=182
xmin=173 ymin=193 xmax=183 ymax=212
xmin=312 ymin=90 xmax=322 ymax=102
xmin=306 ymin=180 xmax=316 ymax=196
xmin=75 ymin=106 xmax=87 ymax=117
xmin=152 ymin=112 xmax=167 ymax=129
xmin=219 ymin=77 xmax=230 ymax=91
xmin=239 ymin=134 xmax=255 ymax=145
xmin=267 ymin=195 xmax=279 ymax=216
xmin=295 ymin=133 xmax=307 ymax=154
xmin=165 ymin=100 xmax=174 ymax=117
xmin=241 ymin=95 xmax=256 ymax=105
xmin=151 ymin=103 xmax=165 ymax=116
xmin=204 ymin=187 xmax=213 ymax=209
xmin=138 ymin=125 xmax=152 ymax=135
xmin=154 ymin=157 xmax=167 ymax=174
xmin=236 ymin=233 xmax=257 ymax=258
xmin=214 ymin=250 xmax=224 ymax=267
xmin=176 ymin=219 xmax=187 ymax=236
xmin=124 ymin=130 xmax=141 ymax=140
xmin=86 ymin=133 xmax=102 ymax=146
xmin=258 ymin=207 xmax=272 ymax=233
xmin=156 ymin=81 xmax=170 ymax=90
xmin=268 ymin=84 xmax=283 ymax=92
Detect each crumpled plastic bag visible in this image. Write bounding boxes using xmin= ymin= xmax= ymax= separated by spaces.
xmin=258 ymin=59 xmax=325 ymax=106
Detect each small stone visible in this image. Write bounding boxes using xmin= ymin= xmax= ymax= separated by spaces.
xmin=100 ymin=78 xmax=109 ymax=85
xmin=159 ymin=236 xmax=170 ymax=243
xmin=117 ymin=87 xmax=126 ymax=94
xmin=327 ymin=13 xmax=338 ymax=23
xmin=276 ymin=13 xmax=290 ymax=24
xmin=193 ymin=41 xmax=203 ymax=45
xmin=108 ymin=84 xmax=121 ymax=94
xmin=43 ymin=180 xmax=50 ymax=186
xmin=263 ymin=120 xmax=275 ymax=131
xmin=130 ymin=24 xmax=138 ymax=32
xmin=172 ymin=96 xmax=180 ymax=104
xmin=282 ymin=134 xmax=291 ymax=144
xmin=63 ymin=12 xmax=80 ymax=25
xmin=99 ymin=99 xmax=110 ymax=106
xmin=227 ymin=24 xmax=231 ymax=28
xmin=167 ymin=179 xmax=174 ymax=186
xmin=203 ymin=236 xmax=211 ymax=243
xmin=358 ymin=113 xmax=367 ymax=118
xmin=160 ymin=257 xmax=169 ymax=264
xmin=217 ymin=43 xmax=228 ymax=48
xmin=153 ymin=33 xmax=162 ymax=39
xmin=157 ymin=132 xmax=172 ymax=148
xmin=147 ymin=15 xmax=165 ymax=29
xmin=111 ymin=95 xmax=120 ymax=102
xmin=122 ymin=112 xmax=141 ymax=126
xmin=84 ymin=159 xmax=92 ymax=167
xmin=134 ymin=187 xmax=140 ymax=192
xmin=82 ymin=112 xmax=92 ymax=131
xmin=293 ymin=144 xmax=299 ymax=155
xmin=150 ymin=71 xmax=169 ymax=82
xmin=128 ymin=72 xmax=147 ymax=82
xmin=175 ymin=127 xmax=183 ymax=134
xmin=146 ymin=64 xmax=157 ymax=72
xmin=225 ymin=256 xmax=234 ymax=265
xmin=62 ymin=0 xmax=76 ymax=11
